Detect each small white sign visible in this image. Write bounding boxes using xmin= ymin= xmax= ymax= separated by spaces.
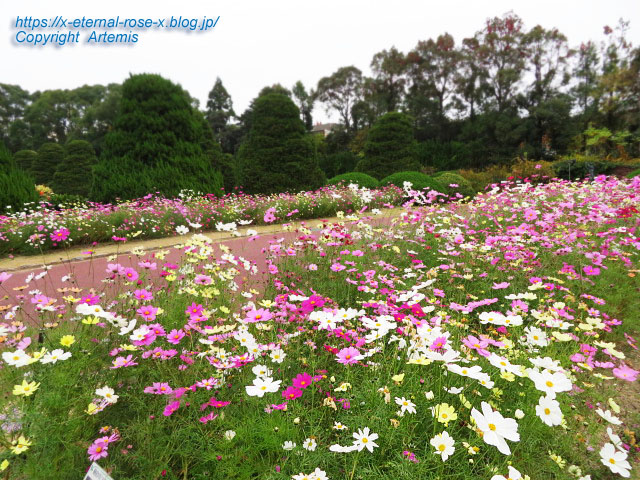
xmin=84 ymin=462 xmax=114 ymax=480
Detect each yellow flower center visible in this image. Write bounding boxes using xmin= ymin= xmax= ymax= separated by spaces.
xmin=488 ymin=423 xmax=496 ymax=431
xmin=438 ymin=444 xmax=446 ymax=451
xmin=362 ymin=438 xmax=368 ymax=443
xmin=610 ymin=458 xmax=615 ymax=464
xmin=546 ymin=381 xmax=554 ymax=388
xmin=544 ymin=408 xmax=550 ymax=415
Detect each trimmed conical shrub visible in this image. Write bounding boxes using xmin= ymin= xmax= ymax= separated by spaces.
xmin=236 ymin=93 xmax=325 ymax=194
xmin=13 ymin=150 xmax=38 ymax=171
xmin=356 ymin=112 xmax=420 ymax=179
xmin=51 ymin=140 xmax=96 ymax=196
xmin=0 ymin=143 xmax=37 ymax=212
xmin=32 ymin=143 xmax=64 ymax=186
xmin=90 ymin=74 xmax=223 ymax=202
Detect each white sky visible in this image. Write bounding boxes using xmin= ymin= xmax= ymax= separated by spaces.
xmin=1 ymin=0 xmax=639 ymax=123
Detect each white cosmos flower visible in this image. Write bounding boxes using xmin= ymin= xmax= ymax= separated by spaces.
xmin=176 ymin=225 xmax=189 ymax=235
xmin=282 ymin=440 xmax=296 ymax=451
xmin=491 ymin=466 xmax=523 ymax=480
xmin=600 ymin=442 xmax=632 ymax=477
xmin=251 ymin=364 xmax=272 ymax=378
xmin=470 ymin=401 xmax=520 ymax=455
xmin=430 ymin=430 xmax=455 ymax=461
xmin=607 ymin=427 xmax=625 ymax=451
xmin=40 ymin=349 xmax=72 ymax=364
xmin=95 ymin=386 xmax=118 ymax=404
xmin=302 ymin=438 xmax=317 ymax=451
xmin=596 ymin=409 xmax=622 ymax=425
xmin=269 ymin=348 xmax=286 ymax=363
xmin=352 ymin=427 xmax=379 ymax=452
xmin=245 ymin=376 xmax=281 ymax=398
xmin=535 ymin=395 xmax=563 ymax=426
xmin=527 ymin=368 xmax=572 ymax=399
xmin=2 ymin=349 xmax=32 ymax=367
xmin=394 ymin=396 xmax=416 ymax=415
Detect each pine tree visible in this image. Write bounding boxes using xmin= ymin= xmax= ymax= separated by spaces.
xmin=0 ymin=142 xmax=37 ymax=212
xmin=51 ymin=140 xmax=96 ymax=196
xmin=236 ymin=93 xmax=325 ymax=194
xmin=356 ymin=112 xmax=420 ymax=179
xmin=90 ymin=74 xmax=224 ymax=202
xmin=32 ymin=143 xmax=64 ymax=186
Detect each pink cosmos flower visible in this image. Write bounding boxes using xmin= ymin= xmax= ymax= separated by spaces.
xmin=167 ymin=329 xmax=185 ymax=345
xmin=263 ymin=207 xmax=276 ymax=223
xmin=331 ymin=263 xmax=346 ymax=272
xmin=282 ymin=386 xmax=303 ymax=400
xmin=336 ymin=346 xmax=362 ymax=365
xmin=612 ymin=365 xmax=639 ymax=382
xmin=51 ymin=228 xmax=70 ymax=242
xmin=134 ymin=289 xmax=153 ymax=302
xmin=137 ymin=305 xmax=159 ymax=321
xmin=185 ymin=303 xmax=204 ymax=317
xmin=462 ymin=335 xmax=491 ymax=357
xmin=144 ymin=382 xmax=173 ymax=395
xmin=123 ymin=268 xmax=139 ymax=282
xmin=583 ymin=265 xmax=601 ymax=276
xmin=245 ymin=308 xmax=273 ymax=323
xmin=88 ymin=441 xmax=108 ymax=461
xmin=200 ymin=397 xmax=231 ymax=410
xmin=138 ymin=261 xmax=157 ymax=270
xmin=0 ymin=272 xmax=12 ymax=283
xmin=111 ymin=355 xmax=137 ymax=369
xmin=292 ymin=372 xmax=313 ymax=389
xmin=492 ymin=282 xmax=510 ymax=289
xmin=429 ymin=336 xmax=447 ymax=351
xmin=199 ymin=412 xmax=218 ymax=424
xmin=163 ymin=400 xmax=180 ymax=416
xmin=194 ymin=274 xmax=213 ymax=285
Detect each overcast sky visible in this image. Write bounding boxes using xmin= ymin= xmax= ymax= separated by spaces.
xmin=2 ymin=0 xmax=639 ymax=122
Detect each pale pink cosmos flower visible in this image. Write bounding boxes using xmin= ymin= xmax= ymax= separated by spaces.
xmin=336 ymin=347 xmax=362 ymax=365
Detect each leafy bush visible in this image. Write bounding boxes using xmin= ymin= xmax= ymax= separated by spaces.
xmin=49 ymin=193 xmax=89 ymax=208
xmin=417 ymin=140 xmax=472 ymax=171
xmin=90 ymin=74 xmax=224 ymax=202
xmin=52 ymin=140 xmax=96 ymax=196
xmin=319 ymin=152 xmax=359 ymax=179
xmin=356 ymin=112 xmax=420 ymax=179
xmin=552 ymin=156 xmax=614 ymax=180
xmin=13 ymin=149 xmax=38 ymax=171
xmin=627 ymin=168 xmax=640 ymax=178
xmin=509 ymin=159 xmax=556 ymax=184
xmin=32 ymin=143 xmax=64 ymax=186
xmin=236 ymin=93 xmax=325 ymax=194
xmin=434 ymin=172 xmax=476 ymax=198
xmin=327 ymin=172 xmax=379 ymax=189
xmin=458 ymin=164 xmax=511 ymax=192
xmin=380 ymin=171 xmax=444 ymax=192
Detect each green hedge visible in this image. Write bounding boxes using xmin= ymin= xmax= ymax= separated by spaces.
xmin=552 ymin=158 xmax=614 ymax=180
xmin=627 ymin=168 xmax=640 ymax=179
xmin=327 ymin=172 xmax=379 ymax=189
xmin=380 ymin=171 xmax=444 ymax=192
xmin=434 ymin=172 xmax=476 ymax=198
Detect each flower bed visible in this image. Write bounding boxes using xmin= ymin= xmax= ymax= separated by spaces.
xmin=0 ymin=176 xmax=638 ymax=479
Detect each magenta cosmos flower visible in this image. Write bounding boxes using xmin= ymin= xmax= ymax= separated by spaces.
xmin=137 ymin=305 xmax=159 ymax=321
xmin=612 ymin=364 xmax=639 ymax=382
xmin=87 ymin=441 xmax=108 ymax=461
xmin=163 ymin=400 xmax=180 ymax=416
xmin=292 ymin=372 xmax=314 ymax=389
xmin=336 ymin=346 xmax=362 ymax=365
xmin=166 ymin=329 xmax=186 ymax=345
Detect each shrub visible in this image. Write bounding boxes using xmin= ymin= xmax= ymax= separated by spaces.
xmin=434 ymin=172 xmax=476 ymax=198
xmin=417 ymin=140 xmax=472 ymax=171
xmin=552 ymin=155 xmax=614 ymax=180
xmin=356 ymin=112 xmax=420 ymax=179
xmin=32 ymin=143 xmax=64 ymax=186
xmin=0 ymin=143 xmax=38 ymax=212
xmin=319 ymin=152 xmax=358 ymax=179
xmin=380 ymin=171 xmax=444 ymax=192
xmin=327 ymin=172 xmax=379 ymax=189
xmin=627 ymin=168 xmax=640 ymax=178
xmin=458 ymin=164 xmax=511 ymax=192
xmin=90 ymin=74 xmax=224 ymax=202
xmin=13 ymin=149 xmax=38 ymax=171
xmin=51 ymin=140 xmax=96 ymax=197
xmin=236 ymin=93 xmax=325 ymax=194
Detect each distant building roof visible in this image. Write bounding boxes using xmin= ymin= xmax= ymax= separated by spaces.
xmin=310 ymin=122 xmax=338 ymax=136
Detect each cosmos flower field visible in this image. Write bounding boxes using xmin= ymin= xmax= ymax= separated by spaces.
xmin=0 ymin=175 xmax=639 ymax=479
xmin=0 ymin=185 xmax=403 ymax=258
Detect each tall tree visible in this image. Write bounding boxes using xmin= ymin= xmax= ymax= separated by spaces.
xmin=370 ymin=47 xmax=407 ymax=113
xmin=315 ymin=66 xmax=363 ymax=130
xmin=205 ymin=78 xmax=236 ymax=142
xmin=52 ymin=140 xmax=96 ymax=196
xmin=0 ymin=84 xmax=31 ymax=151
xmin=572 ymin=41 xmax=600 ymax=117
xmin=291 ymin=81 xmax=315 ymax=130
xmin=473 ymin=13 xmax=527 ymax=112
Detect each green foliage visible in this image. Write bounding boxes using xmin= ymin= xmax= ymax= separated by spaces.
xmin=236 ymin=93 xmax=325 ymax=194
xmin=627 ymin=168 xmax=640 ymax=178
xmin=32 ymin=143 xmax=64 ymax=186
xmin=552 ymin=156 xmax=614 ymax=180
xmin=380 ymin=171 xmax=444 ymax=192
xmin=356 ymin=112 xmax=420 ymax=179
xmin=90 ymin=74 xmax=223 ymax=202
xmin=433 ymin=172 xmax=476 ymax=198
xmin=51 ymin=140 xmax=96 ymax=197
xmin=319 ymin=151 xmax=358 ymax=179
xmin=0 ymin=143 xmax=37 ymax=212
xmin=13 ymin=149 xmax=38 ymax=171
xmin=327 ymin=172 xmax=379 ymax=188
xmin=417 ymin=140 xmax=473 ymax=171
